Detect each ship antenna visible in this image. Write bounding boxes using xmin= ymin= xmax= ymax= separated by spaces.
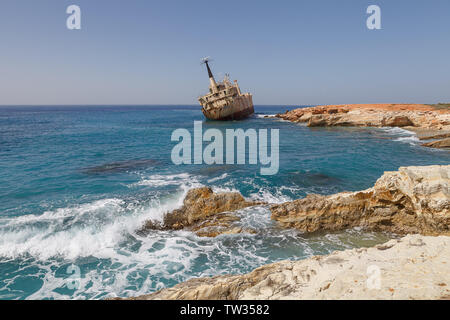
xmin=201 ymin=57 xmax=215 ymax=80
xmin=201 ymin=57 xmax=218 ymax=92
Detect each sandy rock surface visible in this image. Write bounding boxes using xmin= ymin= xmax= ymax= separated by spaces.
xmin=122 ymin=234 xmax=450 ymax=300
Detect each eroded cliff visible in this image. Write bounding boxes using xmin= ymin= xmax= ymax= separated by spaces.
xmin=271 ymin=165 xmax=450 ymax=235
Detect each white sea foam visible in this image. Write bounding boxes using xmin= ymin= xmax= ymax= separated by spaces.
xmin=211 ymin=185 xmax=241 ymax=194
xmin=379 ymin=127 xmax=419 ymax=145
xmin=249 ymin=188 xmax=292 ymax=204
xmin=0 ymin=173 xmax=272 ymax=299
xmin=131 ymin=173 xmax=201 ymax=188
xmin=379 ymin=127 xmax=415 ymax=136
xmin=255 ymin=114 xmax=276 ymax=119
xmin=1 ymin=198 xmax=125 ymax=226
xmin=0 ymin=192 xmax=186 ymax=260
xmin=207 ymin=173 xmax=228 ymax=183
xmin=393 ymin=135 xmax=420 ymax=143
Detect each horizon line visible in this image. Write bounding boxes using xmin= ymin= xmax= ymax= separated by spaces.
xmin=0 ymin=104 xmax=307 ymax=107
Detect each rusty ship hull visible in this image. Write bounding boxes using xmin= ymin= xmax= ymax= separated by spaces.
xmin=201 ymin=94 xmax=254 ymax=121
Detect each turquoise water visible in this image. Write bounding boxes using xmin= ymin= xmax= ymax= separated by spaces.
xmin=0 ymin=105 xmax=449 ymax=299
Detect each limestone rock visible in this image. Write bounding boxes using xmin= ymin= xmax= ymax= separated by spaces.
xmin=270 ymin=165 xmax=450 ymax=235
xmin=383 ymin=115 xmax=414 ymax=127
xmin=121 ymin=234 xmax=450 ymax=300
xmin=417 ymin=131 xmax=450 ymax=141
xmin=276 ymin=104 xmax=450 ymax=140
xmin=422 ymin=138 xmax=450 ymax=149
xmin=140 ymin=187 xmax=262 ymax=237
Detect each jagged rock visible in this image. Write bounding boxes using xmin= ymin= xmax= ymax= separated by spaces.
xmin=119 ymin=234 xmax=450 ymax=300
xmin=270 ymin=165 xmax=450 ymax=235
xmin=417 ymin=131 xmax=450 ymax=140
xmin=140 ymin=187 xmax=262 ymax=237
xmin=383 ymin=115 xmax=414 ymax=127
xmin=422 ymin=138 xmax=450 ymax=149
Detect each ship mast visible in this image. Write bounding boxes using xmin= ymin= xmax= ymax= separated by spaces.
xmin=202 ymin=57 xmax=218 ymax=93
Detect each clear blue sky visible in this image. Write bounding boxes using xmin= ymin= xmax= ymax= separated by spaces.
xmin=1 ymin=0 xmax=449 ymax=105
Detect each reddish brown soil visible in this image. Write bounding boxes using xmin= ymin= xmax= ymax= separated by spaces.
xmin=316 ymin=104 xmax=445 ymax=112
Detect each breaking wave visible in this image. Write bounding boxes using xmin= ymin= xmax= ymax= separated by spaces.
xmin=379 ymin=127 xmax=420 ymax=145
xmin=0 ymin=170 xmax=392 ymax=299
xmin=0 ymin=193 xmax=186 ymax=261
xmin=131 ymin=173 xmax=201 ymax=188
xmin=255 ymin=114 xmax=277 ymax=119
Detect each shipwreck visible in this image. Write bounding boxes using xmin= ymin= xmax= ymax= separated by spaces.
xmin=198 ymin=58 xmax=254 ymax=121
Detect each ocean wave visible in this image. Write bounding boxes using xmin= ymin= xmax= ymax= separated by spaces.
xmin=131 ymin=173 xmax=202 ymax=189
xmin=0 ymin=199 xmax=275 ymax=299
xmin=378 ymin=127 xmax=419 ymax=145
xmin=0 ymin=169 xmax=393 ymax=299
xmin=379 ymin=127 xmax=415 ymax=136
xmin=255 ymin=114 xmax=277 ymax=119
xmin=0 ymin=192 xmax=186 ymax=261
xmin=0 ymin=189 xmax=392 ymax=300
xmin=207 ymin=173 xmax=228 ymax=183
xmin=0 ymin=198 xmax=125 ymax=227
xmin=248 ymin=188 xmax=293 ymax=204
xmin=393 ymin=135 xmax=420 ymax=144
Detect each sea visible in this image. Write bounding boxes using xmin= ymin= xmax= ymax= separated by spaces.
xmin=0 ymin=105 xmax=448 ymax=299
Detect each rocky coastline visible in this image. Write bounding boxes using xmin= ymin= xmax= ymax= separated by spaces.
xmin=123 ymin=105 xmax=450 ymax=300
xmin=271 ymin=165 xmax=449 ymax=236
xmin=121 ymin=234 xmax=450 ymax=300
xmin=275 ymin=104 xmax=450 ymax=149
xmin=123 ymin=165 xmax=450 ymax=300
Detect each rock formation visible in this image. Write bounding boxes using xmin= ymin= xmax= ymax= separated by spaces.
xmin=270 ymin=165 xmax=450 ymax=236
xmin=120 ymin=234 xmax=450 ymax=300
xmin=422 ymin=138 xmax=450 ymax=149
xmin=139 ymin=187 xmax=261 ymax=237
xmin=275 ymin=104 xmax=450 ymax=148
xmin=121 ymin=166 xmax=450 ymax=300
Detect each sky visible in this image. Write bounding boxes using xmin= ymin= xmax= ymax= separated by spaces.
xmin=0 ymin=0 xmax=449 ymax=106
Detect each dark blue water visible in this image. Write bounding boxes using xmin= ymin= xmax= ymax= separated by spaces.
xmin=0 ymin=105 xmax=448 ymax=299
